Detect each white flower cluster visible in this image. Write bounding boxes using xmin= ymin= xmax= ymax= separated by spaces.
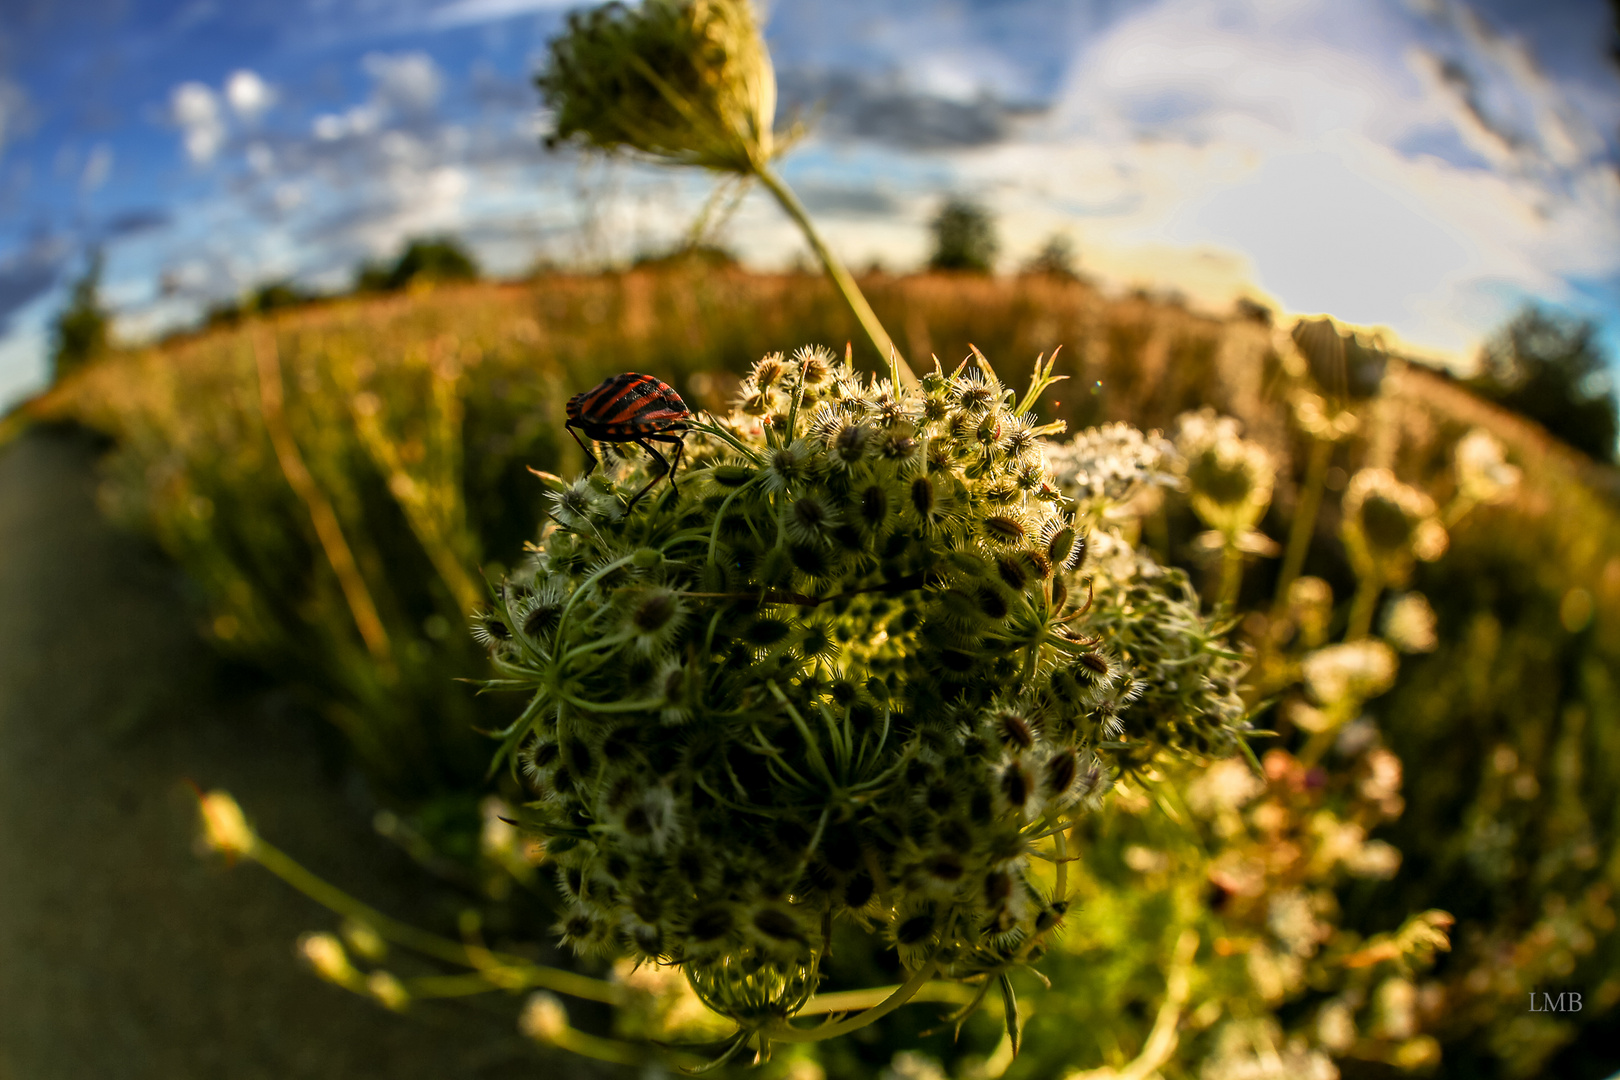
xmin=1381 ymin=592 xmax=1438 ymax=654
xmin=1042 ymin=422 xmax=1180 ymax=520
xmin=1454 ymin=429 xmax=1521 ymax=507
xmin=1301 ymin=640 xmax=1398 ymax=710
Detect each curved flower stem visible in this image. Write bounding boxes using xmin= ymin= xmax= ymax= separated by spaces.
xmin=244 ymin=833 xmax=624 ymax=1005
xmin=1345 ymin=575 xmax=1382 ymax=641
xmin=1272 ymin=437 xmax=1331 ymax=614
xmin=703 ymin=475 xmax=762 ymax=569
xmin=753 ymin=165 xmax=917 ymax=389
xmin=687 ymin=417 xmax=764 ymax=465
xmin=1216 ymin=539 xmax=1244 ymax=617
xmin=1053 ymin=817 xmax=1071 ymax=902
xmin=796 ymin=980 xmax=977 ymax=1016
xmin=553 ymin=551 xmax=638 ymax=655
xmin=769 ymin=960 xmax=939 ymax=1042
xmin=1062 ymin=929 xmax=1199 ymax=1080
xmin=543 ymin=1023 xmax=679 ymax=1068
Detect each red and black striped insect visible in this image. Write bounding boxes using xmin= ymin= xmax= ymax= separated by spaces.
xmin=565 ymin=372 xmax=692 ymax=510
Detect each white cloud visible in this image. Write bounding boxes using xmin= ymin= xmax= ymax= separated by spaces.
xmin=225 ymin=69 xmax=276 ymax=122
xmin=934 ymin=0 xmax=1620 ymax=360
xmin=171 ymin=81 xmax=226 ymax=163
xmin=81 ymin=143 xmax=114 ymax=193
xmin=363 ymin=52 xmax=445 ymax=114
xmin=313 ymin=104 xmax=382 ymax=141
xmin=246 ymin=142 xmax=275 ymax=174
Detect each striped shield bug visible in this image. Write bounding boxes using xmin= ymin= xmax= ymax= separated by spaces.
xmin=565 ymin=372 xmax=693 ymax=510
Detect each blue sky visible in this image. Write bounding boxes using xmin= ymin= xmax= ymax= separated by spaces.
xmin=3 ymin=0 xmax=1619 ymax=407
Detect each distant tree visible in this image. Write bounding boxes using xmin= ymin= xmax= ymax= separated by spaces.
xmin=203 ymin=300 xmax=244 ymax=329
xmin=928 ymin=198 xmax=998 ymax=274
xmin=250 ymin=280 xmax=316 ymax=314
xmin=1469 ymin=304 xmax=1618 ymax=462
xmin=355 ymin=237 xmax=480 ymax=293
xmin=630 ymin=244 xmax=738 ymax=271
xmin=354 ymin=259 xmax=394 ymax=293
xmin=1023 ymin=233 xmax=1078 ymax=280
xmin=385 ymin=237 xmax=480 ymax=289
xmin=51 ymin=252 xmax=111 ymax=381
xmin=202 ymin=279 xmax=319 ymax=329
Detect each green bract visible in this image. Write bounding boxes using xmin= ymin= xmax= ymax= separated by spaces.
xmin=478 ymin=347 xmax=1249 ymax=1031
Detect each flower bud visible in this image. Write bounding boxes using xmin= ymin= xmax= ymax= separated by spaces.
xmin=520 ymin=992 xmax=571 ymax=1044
xmin=197 ymin=790 xmax=255 ymax=860
xmin=299 ymin=932 xmax=359 ymax=987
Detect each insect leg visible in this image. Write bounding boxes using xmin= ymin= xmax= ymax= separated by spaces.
xmin=636 ymin=436 xmax=673 ymax=477
xmin=567 ymin=422 xmax=600 ymax=478
xmin=625 ymin=436 xmax=673 ymax=511
xmin=643 ymin=431 xmax=689 ymax=490
xmin=661 ymin=431 xmax=687 ymax=493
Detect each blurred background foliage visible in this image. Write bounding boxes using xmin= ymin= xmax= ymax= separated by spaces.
xmin=15 ymin=258 xmax=1620 ymax=1078
xmin=927 ymin=198 xmax=1000 ymax=275
xmin=48 ymin=251 xmax=111 ymax=383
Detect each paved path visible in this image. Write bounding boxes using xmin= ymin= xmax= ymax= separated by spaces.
xmin=0 ymin=426 xmax=592 ymax=1079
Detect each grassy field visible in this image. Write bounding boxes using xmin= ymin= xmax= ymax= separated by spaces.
xmin=16 ymin=265 xmax=1620 ymax=1078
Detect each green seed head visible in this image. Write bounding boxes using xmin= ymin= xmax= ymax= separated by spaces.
xmin=488 ymin=346 xmax=1249 ymax=1024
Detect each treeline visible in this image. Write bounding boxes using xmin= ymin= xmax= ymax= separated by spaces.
xmin=204 ymin=237 xmax=481 ymax=328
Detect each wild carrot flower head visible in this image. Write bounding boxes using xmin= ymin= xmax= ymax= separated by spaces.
xmin=536 ymin=0 xmax=782 ymax=175
xmin=480 ymin=346 xmax=1250 ymax=1026
xmin=1044 ymin=422 xmax=1179 ymax=523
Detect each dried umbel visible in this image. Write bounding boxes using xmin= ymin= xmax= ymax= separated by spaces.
xmin=479 ymin=348 xmax=1248 ymax=1036
xmin=1065 ymin=541 xmax=1250 ymax=765
xmin=1290 ymin=318 xmax=1388 ymax=403
xmin=1042 ymin=422 xmax=1180 ymax=522
xmin=537 ymin=0 xmax=780 ymax=174
xmin=1173 ymin=409 xmax=1275 ymax=540
xmin=1340 ymin=469 xmax=1448 ymax=587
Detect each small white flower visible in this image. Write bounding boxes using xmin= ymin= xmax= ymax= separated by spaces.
xmin=1301 ymin=640 xmax=1398 ymax=707
xmin=1382 ymin=592 xmax=1438 ymax=653
xmin=1455 ymin=428 xmax=1521 ymax=505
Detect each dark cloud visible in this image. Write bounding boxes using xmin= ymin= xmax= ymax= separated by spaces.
xmin=0 ymin=233 xmax=69 ymax=333
xmin=100 ymin=207 xmax=171 ymax=239
xmin=1432 ymin=55 xmax=1527 ymax=154
xmin=778 ymin=70 xmax=1039 ymax=150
